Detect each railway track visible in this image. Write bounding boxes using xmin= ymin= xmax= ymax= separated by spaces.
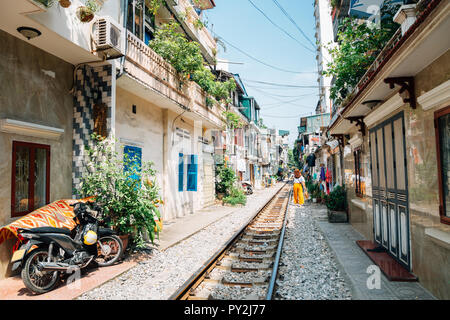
xmin=170 ymin=183 xmax=292 ymax=300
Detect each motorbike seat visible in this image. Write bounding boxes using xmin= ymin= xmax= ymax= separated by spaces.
xmin=18 ymin=227 xmax=72 ymax=236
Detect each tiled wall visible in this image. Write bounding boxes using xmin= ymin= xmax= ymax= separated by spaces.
xmin=72 ymin=64 xmax=112 ymax=197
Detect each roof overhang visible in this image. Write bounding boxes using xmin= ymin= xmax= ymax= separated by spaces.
xmin=329 ymin=0 xmax=450 ymax=133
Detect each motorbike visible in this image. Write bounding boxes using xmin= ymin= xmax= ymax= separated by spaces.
xmin=10 ymin=201 xmax=123 ymax=294
xmin=241 ymin=181 xmax=253 ymax=195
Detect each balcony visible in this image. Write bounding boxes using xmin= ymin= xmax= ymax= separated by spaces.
xmin=172 ymin=0 xmax=217 ymax=63
xmin=123 ymin=31 xmax=224 ymax=128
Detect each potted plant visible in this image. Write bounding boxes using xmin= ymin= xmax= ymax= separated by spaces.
xmin=76 ymin=0 xmax=100 ymax=23
xmin=78 ymin=134 xmax=163 ymax=250
xmin=215 ymin=165 xmax=236 ymax=202
xmin=59 ymin=0 xmax=71 ymax=8
xmin=324 ymin=185 xmax=348 ymax=223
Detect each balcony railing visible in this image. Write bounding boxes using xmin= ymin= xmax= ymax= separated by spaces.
xmin=176 ymin=0 xmax=217 ymax=60
xmin=124 ymin=31 xmax=224 ymax=128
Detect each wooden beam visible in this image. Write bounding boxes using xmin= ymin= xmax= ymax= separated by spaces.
xmin=384 ymin=77 xmax=416 ymax=109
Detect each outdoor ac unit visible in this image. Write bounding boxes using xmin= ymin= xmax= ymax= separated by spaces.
xmin=93 ymin=17 xmax=125 ymax=59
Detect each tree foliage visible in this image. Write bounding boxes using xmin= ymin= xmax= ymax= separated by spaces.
xmin=149 ymin=22 xmax=235 ymax=103
xmin=78 ymin=134 xmax=163 ymax=247
xmin=323 ymin=4 xmax=400 ymax=105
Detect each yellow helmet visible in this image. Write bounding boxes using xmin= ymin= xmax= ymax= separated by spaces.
xmin=83 ymin=230 xmax=98 ymax=245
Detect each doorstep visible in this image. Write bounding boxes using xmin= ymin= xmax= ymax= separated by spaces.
xmin=0 ymin=259 xmax=138 ymax=300
xmin=356 ymin=240 xmax=418 ymax=282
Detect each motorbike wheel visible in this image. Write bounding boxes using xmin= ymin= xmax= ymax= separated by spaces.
xmin=96 ymin=235 xmax=123 ymax=267
xmin=21 ymin=248 xmax=60 ymax=294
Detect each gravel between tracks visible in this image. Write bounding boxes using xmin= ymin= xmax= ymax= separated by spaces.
xmin=77 ymin=187 xmax=352 ymax=300
xmin=77 ymin=186 xmax=283 ymax=300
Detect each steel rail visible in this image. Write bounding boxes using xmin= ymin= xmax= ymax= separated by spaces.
xmin=169 ymin=182 xmax=288 ymax=300
xmin=266 ymin=186 xmax=292 ymax=300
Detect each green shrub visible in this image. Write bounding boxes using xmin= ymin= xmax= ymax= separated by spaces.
xmin=78 ymin=134 xmax=162 ymax=247
xmin=215 ymin=165 xmax=236 ymax=196
xmin=223 ymin=187 xmax=247 ymax=206
xmin=324 ymin=185 xmax=347 ymax=211
xmin=149 ymin=22 xmax=235 ymax=102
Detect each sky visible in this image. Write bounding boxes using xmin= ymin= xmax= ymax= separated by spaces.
xmin=205 ymin=0 xmax=320 ymax=147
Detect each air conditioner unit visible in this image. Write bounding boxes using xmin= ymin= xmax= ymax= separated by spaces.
xmin=93 ymin=17 xmax=125 ymax=59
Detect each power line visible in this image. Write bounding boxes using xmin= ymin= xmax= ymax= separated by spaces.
xmin=246 ymin=86 xmax=318 ymax=98
xmin=271 ymin=0 xmax=316 ymax=50
xmin=243 ymin=78 xmax=325 ymax=88
xmin=212 ymin=32 xmax=312 ymax=74
xmin=260 ymin=112 xmax=312 ymax=118
xmin=246 ymin=0 xmax=315 ymax=54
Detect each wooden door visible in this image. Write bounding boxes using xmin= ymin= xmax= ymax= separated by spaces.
xmin=370 ymin=112 xmax=411 ymax=270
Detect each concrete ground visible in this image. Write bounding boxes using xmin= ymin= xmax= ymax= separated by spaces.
xmin=305 ymin=203 xmax=436 ymax=300
xmin=0 ymin=183 xmax=284 ymax=300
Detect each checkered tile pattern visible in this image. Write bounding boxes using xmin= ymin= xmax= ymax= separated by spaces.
xmin=72 ymin=64 xmax=112 ymax=197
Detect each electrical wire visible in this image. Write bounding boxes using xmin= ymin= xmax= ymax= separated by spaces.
xmin=246 ymin=0 xmax=315 ymax=54
xmin=271 ymin=0 xmax=317 ymax=50
xmin=243 ymin=78 xmax=325 ymax=88
xmin=246 ymin=85 xmax=318 ymax=98
xmin=212 ymin=31 xmax=313 ymax=74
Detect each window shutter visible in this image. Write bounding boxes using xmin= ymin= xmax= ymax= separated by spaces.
xmin=187 ymin=154 xmax=198 ymax=191
xmin=124 ymin=145 xmax=142 ymax=181
xmin=178 ymin=153 xmax=184 ymax=192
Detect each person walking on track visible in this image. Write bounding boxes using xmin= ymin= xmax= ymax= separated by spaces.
xmin=293 ymin=169 xmax=307 ymax=206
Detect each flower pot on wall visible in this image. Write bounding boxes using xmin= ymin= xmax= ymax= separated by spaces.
xmin=59 ymin=0 xmax=71 ymax=8
xmin=76 ymin=6 xmax=95 ymax=23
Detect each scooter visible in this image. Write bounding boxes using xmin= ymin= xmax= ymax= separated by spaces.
xmin=10 ymin=202 xmax=123 ymax=294
xmin=241 ymin=181 xmax=253 ymax=195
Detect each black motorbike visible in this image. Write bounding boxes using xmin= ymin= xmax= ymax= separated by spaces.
xmin=10 ymin=202 xmax=123 ymax=294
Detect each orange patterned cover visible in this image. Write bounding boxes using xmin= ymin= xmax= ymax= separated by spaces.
xmin=0 ymin=198 xmax=92 ymax=246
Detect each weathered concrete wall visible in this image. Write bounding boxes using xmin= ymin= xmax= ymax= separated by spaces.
xmin=347 ymin=49 xmax=450 ymax=299
xmin=115 ymin=86 xmax=164 ymax=199
xmin=407 ymin=49 xmax=450 ymax=299
xmin=0 ymin=30 xmax=74 ymax=279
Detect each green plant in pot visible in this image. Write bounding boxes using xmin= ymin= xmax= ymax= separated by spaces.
xmin=324 ymin=185 xmax=347 ymax=211
xmin=223 ymin=187 xmax=246 ymax=206
xmin=215 ymin=165 xmax=236 ymax=200
xmin=78 ymin=134 xmax=163 ymax=250
xmin=76 ymin=0 xmax=100 ymax=23
xmin=324 ymin=185 xmax=348 ymax=223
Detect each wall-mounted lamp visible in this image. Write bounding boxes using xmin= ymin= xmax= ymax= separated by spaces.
xmin=362 ymin=100 xmax=382 ymax=110
xmin=17 ymin=27 xmax=41 ymax=40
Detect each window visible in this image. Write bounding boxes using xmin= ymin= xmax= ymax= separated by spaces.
xmin=178 ymin=154 xmax=198 ymax=192
xmin=435 ymin=106 xmax=450 ymax=225
xmin=127 ymin=0 xmax=155 ymax=43
xmin=187 ymin=155 xmax=198 ymax=191
xmin=124 ymin=145 xmax=142 ymax=181
xmin=178 ymin=153 xmax=184 ymax=192
xmin=11 ymin=141 xmax=50 ymax=217
xmin=354 ymin=148 xmax=364 ymax=197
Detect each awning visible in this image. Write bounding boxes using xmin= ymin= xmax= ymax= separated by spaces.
xmin=0 ymin=198 xmax=92 ymax=246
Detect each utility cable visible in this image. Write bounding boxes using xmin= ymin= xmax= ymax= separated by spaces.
xmin=246 ymin=0 xmax=315 ymax=54
xmin=271 ymin=0 xmax=316 ymax=50
xmin=212 ymin=31 xmax=312 ymax=74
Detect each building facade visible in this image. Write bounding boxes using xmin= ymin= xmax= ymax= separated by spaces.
xmin=0 ymin=0 xmax=223 ymax=279
xmin=327 ymin=0 xmax=450 ymax=299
